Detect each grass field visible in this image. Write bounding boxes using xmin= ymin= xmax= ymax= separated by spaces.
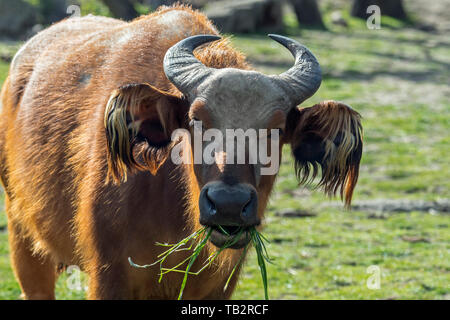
xmin=0 ymin=7 xmax=448 ymax=299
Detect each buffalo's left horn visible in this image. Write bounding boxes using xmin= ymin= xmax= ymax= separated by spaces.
xmin=163 ymin=34 xmax=220 ymax=101
xmin=268 ymin=34 xmax=322 ymax=107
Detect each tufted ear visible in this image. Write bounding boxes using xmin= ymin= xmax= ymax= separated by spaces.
xmin=104 ymin=83 xmax=189 ymax=184
xmin=285 ymin=100 xmax=363 ymax=207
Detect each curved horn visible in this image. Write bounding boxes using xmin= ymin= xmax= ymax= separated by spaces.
xmin=163 ymin=34 xmax=221 ymax=101
xmin=268 ymin=34 xmax=322 ymax=106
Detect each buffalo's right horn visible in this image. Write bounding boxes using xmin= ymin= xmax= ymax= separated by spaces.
xmin=163 ymin=34 xmax=220 ymax=101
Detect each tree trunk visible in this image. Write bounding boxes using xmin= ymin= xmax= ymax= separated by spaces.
xmin=101 ymin=0 xmax=139 ymax=20
xmin=351 ymin=0 xmax=407 ymax=20
xmin=289 ymin=0 xmax=324 ymax=27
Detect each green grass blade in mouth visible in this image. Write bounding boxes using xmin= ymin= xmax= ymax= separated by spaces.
xmin=127 ymin=227 xmax=207 ymax=275
xmin=177 ymin=227 xmax=212 ymax=300
xmin=129 ymin=225 xmax=271 ymax=300
xmin=249 ymin=227 xmax=272 ymax=300
xmin=216 ymin=225 xmax=231 ymax=236
xmin=224 ymin=242 xmax=249 ymax=292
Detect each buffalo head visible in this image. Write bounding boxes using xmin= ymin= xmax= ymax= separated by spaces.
xmin=104 ymin=34 xmax=362 ymax=249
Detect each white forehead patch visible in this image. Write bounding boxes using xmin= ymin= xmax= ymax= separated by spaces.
xmin=197 ymin=69 xmax=289 ymax=129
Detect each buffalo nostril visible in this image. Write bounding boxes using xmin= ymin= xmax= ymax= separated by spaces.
xmin=205 ymin=191 xmax=217 ymax=215
xmin=242 ymin=198 xmax=252 ymax=215
xmin=241 ymin=190 xmax=257 ymax=220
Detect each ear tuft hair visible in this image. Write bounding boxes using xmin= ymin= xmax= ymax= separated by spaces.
xmin=292 ymin=101 xmax=363 ymax=208
xmin=104 ymin=85 xmax=144 ymax=184
xmin=104 ymin=83 xmax=187 ymax=184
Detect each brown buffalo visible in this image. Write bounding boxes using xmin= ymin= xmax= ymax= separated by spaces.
xmin=0 ymin=5 xmax=362 ymax=299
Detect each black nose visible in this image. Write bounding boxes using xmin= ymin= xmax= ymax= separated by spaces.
xmin=199 ymin=182 xmax=259 ymax=227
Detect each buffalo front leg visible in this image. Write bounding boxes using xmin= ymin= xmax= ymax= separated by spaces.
xmin=86 ymin=263 xmax=132 ymax=299
xmin=8 ymin=219 xmax=57 ymax=300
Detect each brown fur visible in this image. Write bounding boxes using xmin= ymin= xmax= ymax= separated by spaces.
xmin=0 ymin=5 xmax=362 ymax=300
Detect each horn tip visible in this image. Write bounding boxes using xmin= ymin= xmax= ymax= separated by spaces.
xmin=267 ymin=34 xmax=288 ymax=43
xmin=177 ymin=34 xmax=221 ymax=51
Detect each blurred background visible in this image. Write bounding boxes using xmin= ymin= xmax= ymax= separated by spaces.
xmin=0 ymin=0 xmax=449 ymax=299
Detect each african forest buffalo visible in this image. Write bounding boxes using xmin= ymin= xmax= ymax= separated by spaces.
xmin=0 ymin=5 xmax=362 ymax=299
